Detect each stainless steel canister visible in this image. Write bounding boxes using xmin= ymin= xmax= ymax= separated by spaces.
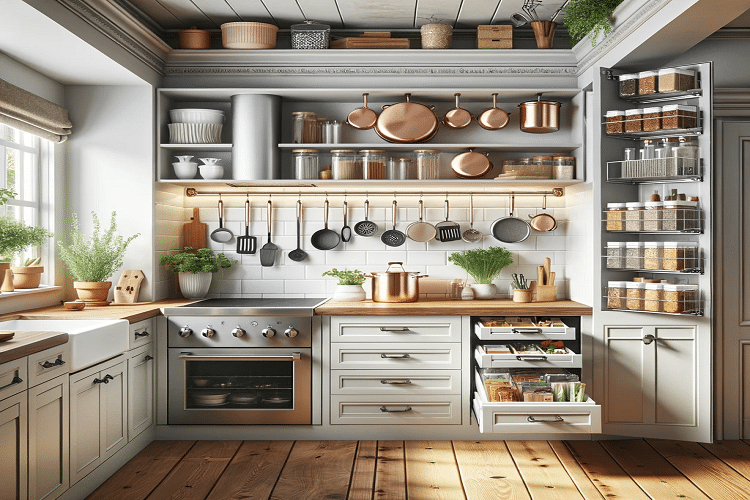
xmin=232 ymin=94 xmax=281 ymax=180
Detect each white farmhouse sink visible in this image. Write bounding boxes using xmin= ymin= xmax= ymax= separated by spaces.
xmin=0 ymin=319 xmax=129 ymax=372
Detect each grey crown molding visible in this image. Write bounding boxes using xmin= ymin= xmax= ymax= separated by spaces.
xmin=714 ymin=88 xmax=750 ymax=115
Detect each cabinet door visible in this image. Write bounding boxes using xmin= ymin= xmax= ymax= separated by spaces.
xmin=28 ymin=375 xmax=69 ymax=500
xmin=100 ymin=360 xmax=127 ymax=463
xmin=70 ymin=370 xmax=101 ymax=484
xmin=127 ymin=344 xmax=154 ymax=440
xmin=0 ymin=391 xmax=27 ymax=500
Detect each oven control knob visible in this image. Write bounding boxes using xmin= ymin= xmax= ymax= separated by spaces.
xmin=201 ymin=327 xmax=216 ymax=338
xmin=284 ymin=327 xmax=299 ymax=338
xmin=231 ymin=327 xmax=246 ymax=338
xmin=262 ymin=326 xmax=276 ymax=338
xmin=178 ymin=326 xmax=192 ymax=338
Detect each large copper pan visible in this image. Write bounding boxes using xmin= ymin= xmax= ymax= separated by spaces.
xmin=375 ymin=94 xmax=439 ymax=143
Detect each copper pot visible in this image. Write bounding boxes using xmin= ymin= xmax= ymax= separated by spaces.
xmin=518 ymin=93 xmax=561 ymax=133
xmin=366 ymin=262 xmax=427 ymax=303
xmin=375 ymin=94 xmax=439 ymax=143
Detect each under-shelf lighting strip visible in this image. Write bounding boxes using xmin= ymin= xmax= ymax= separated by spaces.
xmin=185 ymin=187 xmax=564 ymax=198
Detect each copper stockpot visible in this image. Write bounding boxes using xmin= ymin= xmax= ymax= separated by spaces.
xmin=518 ymin=93 xmax=561 ymax=133
xmin=367 ymin=262 xmax=428 ymax=303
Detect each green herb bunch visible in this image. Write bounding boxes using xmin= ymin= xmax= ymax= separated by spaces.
xmin=0 ymin=187 xmax=52 ymax=262
xmin=448 ymin=246 xmax=513 ymax=284
xmin=322 ymin=268 xmax=367 ymax=286
xmin=58 ymin=211 xmax=140 ymax=282
xmin=160 ymin=247 xmax=233 ymax=274
xmin=563 ymin=0 xmax=623 ymax=46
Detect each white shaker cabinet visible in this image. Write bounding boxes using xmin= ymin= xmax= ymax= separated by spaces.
xmin=0 ymin=391 xmax=28 ymax=500
xmin=127 ymin=343 xmax=154 ymax=440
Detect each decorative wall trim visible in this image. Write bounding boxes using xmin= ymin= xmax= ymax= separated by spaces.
xmin=709 ymin=28 xmax=750 ymax=40
xmin=714 ymin=88 xmax=750 ymax=115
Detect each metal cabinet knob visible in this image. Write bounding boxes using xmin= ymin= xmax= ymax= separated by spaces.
xmin=231 ymin=327 xmax=246 ymax=338
xmin=284 ymin=327 xmax=299 ymax=338
xmin=178 ymin=326 xmax=193 ymax=338
xmin=201 ymin=327 xmax=216 ymax=338
xmin=262 ymin=327 xmax=276 ymax=338
xmin=643 ymin=334 xmax=656 ymax=345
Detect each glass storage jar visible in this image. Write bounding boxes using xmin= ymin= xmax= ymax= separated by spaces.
xmin=606 ymin=241 xmax=626 ymax=269
xmin=606 ymin=110 xmax=625 ymax=135
xmin=626 ymin=281 xmax=646 ymax=310
xmin=292 ymin=111 xmax=317 ymax=143
xmin=625 ymin=109 xmax=644 ymax=133
xmin=360 ymin=150 xmax=387 ymax=179
xmin=607 ymin=281 xmax=628 ymax=309
xmin=625 ymin=242 xmax=645 ymax=269
xmin=292 ymin=149 xmax=320 ymax=180
xmin=644 ymin=242 xmax=664 ymax=270
xmin=389 ymin=157 xmax=415 ymax=180
xmin=662 ymin=104 xmax=698 ymax=129
xmin=663 ymin=284 xmax=699 ymax=314
xmin=662 ymin=242 xmax=699 ymax=271
xmin=642 ymin=107 xmax=662 ymax=132
xmin=414 ymin=149 xmax=441 ymax=179
xmin=673 ymin=137 xmax=699 ymax=176
xmin=658 ymin=67 xmax=695 ymax=93
xmin=625 ymin=202 xmax=645 ymax=232
xmin=606 ymin=202 xmax=627 ymax=231
xmin=644 ymin=283 xmax=664 ymax=312
xmin=331 ymin=149 xmax=362 ymax=179
xmin=619 ymin=73 xmax=638 ymax=97
xmin=552 ymin=156 xmax=576 ymax=179
xmin=638 ymin=70 xmax=658 ymax=95
xmin=643 ymin=201 xmax=664 ymax=231
xmin=663 ymin=200 xmax=698 ymax=231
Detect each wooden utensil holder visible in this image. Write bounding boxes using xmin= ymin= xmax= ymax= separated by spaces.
xmin=535 ymin=284 xmax=558 ymax=302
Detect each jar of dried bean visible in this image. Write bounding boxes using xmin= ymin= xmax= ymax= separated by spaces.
xmin=619 ymin=73 xmax=638 ymax=97
xmin=626 ymin=282 xmax=646 ymax=310
xmin=662 ymin=242 xmax=699 ymax=271
xmin=663 ymin=284 xmax=699 ymax=314
xmin=625 ymin=109 xmax=644 ymax=133
xmin=662 ymin=105 xmax=697 ymax=129
xmin=606 ymin=241 xmax=626 ymax=269
xmin=644 ymin=283 xmax=664 ymax=312
xmin=644 ymin=242 xmax=663 ymax=270
xmin=606 ymin=110 xmax=625 ymax=135
xmin=642 ymin=106 xmax=662 ymax=132
xmin=638 ymin=70 xmax=658 ymax=95
xmin=607 ymin=281 xmax=628 ymax=309
xmin=360 ymin=150 xmax=387 ymax=180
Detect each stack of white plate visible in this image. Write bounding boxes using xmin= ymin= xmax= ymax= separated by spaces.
xmin=229 ymin=392 xmax=260 ymax=405
xmin=168 ymin=108 xmax=225 ymax=144
xmin=192 ymin=391 xmax=229 ymax=406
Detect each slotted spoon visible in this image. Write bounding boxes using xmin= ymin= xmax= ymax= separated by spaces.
xmin=462 ymin=193 xmax=483 ymax=243
xmin=381 ymin=200 xmax=406 ymax=247
xmin=354 ymin=199 xmax=378 ymax=237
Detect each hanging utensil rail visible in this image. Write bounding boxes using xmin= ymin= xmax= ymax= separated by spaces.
xmin=186 ymin=187 xmax=564 ymax=198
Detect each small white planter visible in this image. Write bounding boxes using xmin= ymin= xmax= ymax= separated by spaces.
xmin=472 ymin=283 xmax=498 ymax=300
xmin=179 ymin=272 xmax=212 ymax=299
xmin=333 ymin=284 xmax=366 ymax=302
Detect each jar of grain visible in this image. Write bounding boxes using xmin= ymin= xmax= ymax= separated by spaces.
xmin=625 ymin=242 xmax=645 ymax=269
xmin=663 ymin=284 xmax=699 ymax=314
xmin=619 ymin=73 xmax=638 ymax=97
xmin=552 ymin=156 xmax=576 ymax=179
xmin=644 ymin=283 xmax=664 ymax=312
xmin=643 ymin=201 xmax=664 ymax=231
xmin=360 ymin=150 xmax=387 ymax=180
xmin=642 ymin=106 xmax=662 ymax=132
xmin=661 ymin=104 xmax=697 ymax=129
xmin=292 ymin=111 xmax=318 ymax=143
xmin=607 ymin=281 xmax=628 ymax=309
xmin=331 ymin=149 xmax=362 ymax=180
xmin=421 ymin=23 xmax=452 ymax=49
xmin=644 ymin=242 xmax=664 ymax=270
xmin=626 ymin=281 xmax=646 ymax=310
xmin=625 ymin=109 xmax=644 ymax=133
xmin=625 ymin=202 xmax=645 ymax=232
xmin=658 ymin=68 xmax=696 ymax=93
xmin=605 ymin=110 xmax=625 ymax=134
xmin=606 ymin=203 xmax=627 ymax=231
xmin=606 ymin=241 xmax=626 ymax=269
xmin=662 ymin=242 xmax=699 ymax=271
xmin=638 ymin=70 xmax=658 ymax=95
xmin=292 ymin=149 xmax=320 ymax=180
xmin=414 ymin=150 xmax=441 ymax=179
xmin=663 ymin=200 xmax=698 ymax=231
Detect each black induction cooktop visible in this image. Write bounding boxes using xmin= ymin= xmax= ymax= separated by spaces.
xmin=160 ymin=297 xmax=329 ymax=317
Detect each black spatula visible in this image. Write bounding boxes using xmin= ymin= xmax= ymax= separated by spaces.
xmin=237 ymin=198 xmax=257 ymax=254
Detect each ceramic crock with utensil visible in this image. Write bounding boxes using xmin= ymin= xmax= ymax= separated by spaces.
xmin=367 ymin=262 xmax=427 ymax=303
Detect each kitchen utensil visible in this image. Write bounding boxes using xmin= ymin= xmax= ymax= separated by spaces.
xmin=510 ymin=12 xmax=530 ymax=27
xmin=530 ymin=21 xmax=556 ymax=49
xmin=367 ymin=262 xmax=427 ymax=303
xmin=183 ymin=207 xmax=207 ymax=250
xmin=210 ymin=199 xmax=233 ymax=243
xmin=443 ymin=93 xmax=473 ymax=129
xmin=259 ymin=199 xmax=279 ymax=266
xmin=462 ymin=194 xmax=483 ymax=243
xmin=381 ymin=200 xmax=407 ymax=247
xmin=544 ymin=257 xmax=551 ymax=283
xmin=435 ymin=198 xmax=461 ymax=242
xmin=477 ymin=93 xmax=510 ymax=130
xmin=529 ymin=196 xmax=558 ymax=232
xmin=310 ymin=199 xmax=340 ymax=250
xmin=406 ymin=199 xmax=437 ymax=242
xmin=237 ymin=198 xmax=257 ymax=254
xmin=354 ymin=199 xmax=378 ymax=236
xmin=519 ymin=93 xmax=561 ymax=133
xmin=451 ymin=149 xmax=492 ymax=178
xmin=341 ymin=200 xmax=352 ymax=242
xmin=550 ymin=0 xmax=571 ymax=23
xmin=288 ymin=199 xmax=308 ymax=262
xmin=346 ymin=93 xmax=378 ymax=130
xmin=375 ymin=93 xmax=439 ymax=143
xmin=491 ymin=195 xmax=531 ymax=243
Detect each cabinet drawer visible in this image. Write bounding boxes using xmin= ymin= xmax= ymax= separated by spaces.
xmin=474 ymin=317 xmax=575 ymax=341
xmin=331 ymin=395 xmax=462 ymax=425
xmin=474 ymin=345 xmax=581 ymax=369
xmin=331 ymin=343 xmax=461 ymax=370
xmin=0 ymin=357 xmax=27 ymax=400
xmin=331 ymin=369 xmax=461 ymax=395
xmin=28 ymin=344 xmax=70 ymax=387
xmin=331 ymin=316 xmax=461 ymax=343
xmin=129 ymin=318 xmax=155 ymax=350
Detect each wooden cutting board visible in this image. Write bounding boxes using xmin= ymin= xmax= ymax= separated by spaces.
xmin=114 ymin=270 xmax=144 ymax=304
xmin=331 ymin=37 xmax=410 ymax=49
xmin=183 ymin=207 xmax=206 ymax=251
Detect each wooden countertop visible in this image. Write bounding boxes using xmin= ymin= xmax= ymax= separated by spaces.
xmin=314 ymin=298 xmax=593 ymax=316
xmin=0 ymin=299 xmax=196 ymax=324
xmin=0 ymin=331 xmax=68 ymax=365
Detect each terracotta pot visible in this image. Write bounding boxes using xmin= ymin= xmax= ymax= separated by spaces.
xmin=0 ymin=263 xmax=10 ymax=290
xmin=73 ymin=281 xmax=112 ymax=304
xmin=10 ymin=266 xmax=43 ymax=289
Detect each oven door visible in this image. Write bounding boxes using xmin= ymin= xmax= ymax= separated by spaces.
xmin=168 ymin=348 xmax=312 ymax=424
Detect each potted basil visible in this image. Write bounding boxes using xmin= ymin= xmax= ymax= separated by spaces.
xmin=322 ymin=268 xmax=367 ymax=302
xmin=160 ymin=246 xmax=234 ymax=299
xmin=448 ymin=247 xmax=513 ymax=299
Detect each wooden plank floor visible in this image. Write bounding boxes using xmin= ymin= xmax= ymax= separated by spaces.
xmin=86 ymin=439 xmax=750 ymax=500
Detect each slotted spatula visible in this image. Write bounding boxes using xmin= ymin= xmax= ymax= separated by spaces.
xmin=259 ymin=199 xmax=278 ymax=267
xmin=236 ymin=198 xmax=257 ymax=254
xmin=435 ymin=198 xmax=462 ymax=242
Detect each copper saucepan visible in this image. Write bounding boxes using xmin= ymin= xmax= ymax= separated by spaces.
xmin=375 ymin=93 xmax=439 ymax=143
xmin=443 ymin=93 xmax=473 ymax=129
xmin=477 ymin=93 xmax=510 ymax=130
xmin=518 ymin=93 xmax=561 ymax=133
xmin=346 ymin=93 xmax=378 ymax=130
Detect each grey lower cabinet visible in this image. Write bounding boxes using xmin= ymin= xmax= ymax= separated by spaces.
xmin=127 ymin=343 xmax=154 ymax=440
xmin=0 ymin=391 xmax=27 ymax=500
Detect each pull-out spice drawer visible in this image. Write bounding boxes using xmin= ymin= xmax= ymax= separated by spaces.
xmin=331 ymin=316 xmax=461 ymax=343
xmin=331 ymin=369 xmax=461 ymax=395
xmin=331 ymin=343 xmax=461 ymax=370
xmin=331 ymin=394 xmax=462 ymax=425
xmin=474 ymin=317 xmax=575 ymax=341
xmin=474 ymin=345 xmax=581 ymax=369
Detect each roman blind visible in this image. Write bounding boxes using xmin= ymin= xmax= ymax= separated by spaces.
xmin=0 ymin=78 xmax=72 ymax=143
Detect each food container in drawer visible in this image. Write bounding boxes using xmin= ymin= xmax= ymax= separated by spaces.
xmin=474 ymin=344 xmax=581 ymax=368
xmin=331 ymin=316 xmax=461 ymax=343
xmin=0 ymin=357 xmax=28 ymax=400
xmin=331 ymin=343 xmax=461 ymax=370
xmin=475 ymin=317 xmax=575 ymax=340
xmin=331 ymin=369 xmax=461 ymax=395
xmin=331 ymin=394 xmax=462 ymax=425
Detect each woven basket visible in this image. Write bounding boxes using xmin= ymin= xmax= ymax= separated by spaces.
xmin=221 ymin=22 xmax=278 ymax=49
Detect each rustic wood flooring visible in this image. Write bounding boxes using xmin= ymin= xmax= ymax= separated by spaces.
xmin=86 ymin=439 xmax=750 ymax=500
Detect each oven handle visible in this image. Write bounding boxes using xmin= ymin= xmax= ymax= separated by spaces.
xmin=177 ymin=352 xmax=302 ymax=361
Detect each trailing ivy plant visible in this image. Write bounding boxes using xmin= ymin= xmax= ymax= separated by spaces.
xmin=563 ymin=0 xmax=623 ymax=46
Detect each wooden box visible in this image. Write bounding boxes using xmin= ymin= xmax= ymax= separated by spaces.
xmin=477 ymin=25 xmax=512 ymax=49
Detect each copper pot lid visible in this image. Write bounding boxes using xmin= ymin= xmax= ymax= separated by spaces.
xmin=346 ymin=93 xmax=378 ymax=130
xmin=375 ymin=94 xmax=439 ymax=144
xmin=443 ymin=93 xmax=473 ymax=129
xmin=477 ymin=93 xmax=510 ymax=130
xmin=451 ymin=149 xmax=492 ymax=178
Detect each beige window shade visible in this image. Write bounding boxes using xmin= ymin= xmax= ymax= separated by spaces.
xmin=0 ymin=78 xmax=72 ymax=143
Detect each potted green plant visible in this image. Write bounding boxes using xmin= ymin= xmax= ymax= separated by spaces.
xmin=322 ymin=268 xmax=367 ymax=302
xmin=160 ymin=246 xmax=233 ymax=299
xmin=58 ymin=211 xmax=139 ymax=304
xmin=563 ymin=0 xmax=623 ymax=46
xmin=448 ymin=246 xmax=513 ymax=299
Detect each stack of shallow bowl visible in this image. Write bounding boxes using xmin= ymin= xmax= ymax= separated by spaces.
xmin=192 ymin=391 xmax=229 ymax=406
xmin=168 ymin=108 xmax=224 ymax=144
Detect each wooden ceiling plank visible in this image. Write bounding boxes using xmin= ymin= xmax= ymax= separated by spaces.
xmin=296 ymin=0 xmax=345 ymax=28
xmin=260 ymin=0 xmax=306 ymax=26
xmin=224 ymin=0 xmax=275 ymax=23
xmin=414 ymin=0 xmax=463 ymax=27
xmin=152 ymin=0 xmax=213 ymax=27
xmin=337 ymin=0 xmax=419 ymax=29
xmin=126 ymin=0 xmax=184 ymax=29
xmin=456 ymin=0 xmax=506 ymax=27
xmin=187 ymin=0 xmax=242 ymax=28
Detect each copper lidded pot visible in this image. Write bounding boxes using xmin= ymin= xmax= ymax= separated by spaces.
xmin=518 ymin=93 xmax=562 ymax=133
xmin=367 ymin=262 xmax=428 ymax=303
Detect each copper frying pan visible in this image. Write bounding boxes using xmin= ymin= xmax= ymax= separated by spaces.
xmin=375 ymin=94 xmax=439 ymax=143
xmin=443 ymin=93 xmax=473 ymax=129
xmin=346 ymin=93 xmax=378 ymax=130
xmin=477 ymin=93 xmax=510 ymax=130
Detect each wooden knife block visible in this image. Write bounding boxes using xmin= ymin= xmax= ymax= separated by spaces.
xmin=535 ymin=284 xmax=558 ymax=302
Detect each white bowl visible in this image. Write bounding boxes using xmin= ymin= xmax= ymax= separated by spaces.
xmin=199 ymin=164 xmax=224 ymax=179
xmin=173 ymin=162 xmax=198 ymax=179
xmin=199 ymin=157 xmax=221 ymax=165
xmin=169 ymin=108 xmax=225 ymax=124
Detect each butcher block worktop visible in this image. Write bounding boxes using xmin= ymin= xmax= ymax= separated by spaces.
xmin=0 ymin=330 xmax=68 ymax=364
xmin=0 ymin=299 xmax=196 ymax=324
xmin=314 ymin=299 xmax=593 ymax=316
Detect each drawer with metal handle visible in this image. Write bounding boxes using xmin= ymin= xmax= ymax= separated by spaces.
xmin=129 ymin=318 xmax=155 ymax=350
xmin=331 ymin=394 xmax=462 ymax=425
xmin=28 ymin=344 xmax=70 ymax=386
xmin=330 ymin=316 xmax=461 ymax=343
xmin=331 ymin=343 xmax=461 ymax=370
xmin=330 ymin=369 xmax=461 ymax=395
xmin=0 ymin=357 xmax=28 ymax=400
xmin=474 ymin=344 xmax=581 ymax=369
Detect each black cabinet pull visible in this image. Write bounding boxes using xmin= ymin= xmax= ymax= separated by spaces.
xmin=41 ymin=358 xmax=65 ymax=369
xmin=135 ymin=330 xmax=150 ymax=338
xmin=93 ymin=374 xmax=114 ymax=385
xmin=144 ymin=355 xmax=154 ymax=361
xmin=0 ymin=376 xmax=23 ymax=391
xmin=380 ymin=406 xmax=413 ymax=412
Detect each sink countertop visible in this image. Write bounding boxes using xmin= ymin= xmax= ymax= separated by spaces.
xmin=0 ymin=299 xmax=196 ymax=324
xmin=314 ymin=298 xmax=593 ymax=316
xmin=0 ymin=330 xmax=69 ymax=365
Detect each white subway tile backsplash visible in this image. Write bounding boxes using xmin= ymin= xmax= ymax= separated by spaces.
xmin=284 ymin=279 xmax=327 ymax=294
xmin=536 ymin=235 xmax=566 ymax=251
xmin=242 ymin=279 xmax=284 ymax=294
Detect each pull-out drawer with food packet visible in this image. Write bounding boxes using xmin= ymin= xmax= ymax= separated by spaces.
xmin=331 ymin=394 xmax=462 ymax=425
xmin=331 ymin=343 xmax=461 ymax=370
xmin=475 ymin=317 xmax=575 ymax=341
xmin=331 ymin=369 xmax=461 ymax=395
xmin=474 ymin=342 xmax=581 ymax=368
xmin=331 ymin=316 xmax=461 ymax=343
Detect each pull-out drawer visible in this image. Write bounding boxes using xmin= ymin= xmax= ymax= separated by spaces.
xmin=331 ymin=316 xmax=461 ymax=343
xmin=0 ymin=357 xmax=28 ymax=400
xmin=331 ymin=369 xmax=461 ymax=395
xmin=331 ymin=343 xmax=461 ymax=370
xmin=129 ymin=318 xmax=155 ymax=350
xmin=331 ymin=394 xmax=462 ymax=425
xmin=475 ymin=317 xmax=575 ymax=341
xmin=474 ymin=345 xmax=581 ymax=369
xmin=28 ymin=344 xmax=70 ymax=387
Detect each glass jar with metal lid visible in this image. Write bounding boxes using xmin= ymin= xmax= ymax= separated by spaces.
xmin=389 ymin=157 xmax=415 ymax=180
xmin=291 ymin=20 xmax=331 ymax=49
xmin=292 ymin=111 xmax=317 ymax=143
xmin=331 ymin=149 xmax=362 ymax=180
xmin=292 ymin=149 xmax=320 ymax=180
xmin=360 ymin=150 xmax=387 ymax=180
xmin=414 ymin=149 xmax=441 ymax=179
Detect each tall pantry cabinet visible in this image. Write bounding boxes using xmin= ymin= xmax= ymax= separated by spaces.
xmin=594 ymin=62 xmax=713 ymax=442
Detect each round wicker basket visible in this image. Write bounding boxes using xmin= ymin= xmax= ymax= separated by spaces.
xmin=221 ymin=22 xmax=278 ymax=49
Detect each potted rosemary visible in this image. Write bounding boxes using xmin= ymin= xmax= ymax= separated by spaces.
xmin=322 ymin=268 xmax=367 ymax=302
xmin=160 ymin=247 xmax=233 ymax=299
xmin=448 ymin=247 xmax=513 ymax=299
